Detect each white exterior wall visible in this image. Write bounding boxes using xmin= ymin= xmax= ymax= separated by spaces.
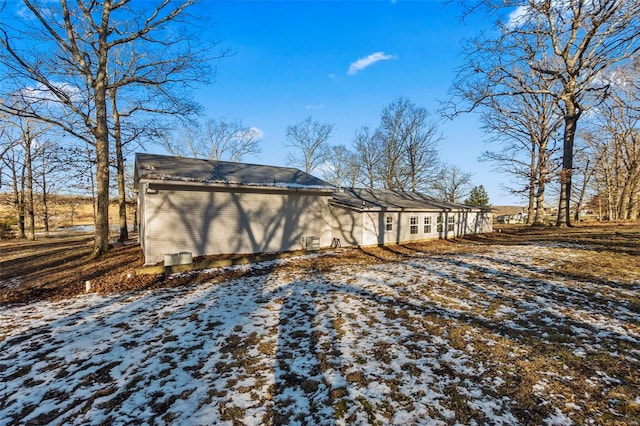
xmin=336 ymin=209 xmax=493 ymax=247
xmin=362 ymin=211 xmax=385 ymax=245
xmin=479 ymin=212 xmax=494 ymax=233
xmin=362 ymin=211 xmax=451 ymax=245
xmin=329 ymin=205 xmax=364 ymax=247
xmin=140 ymin=182 xmax=333 ymax=264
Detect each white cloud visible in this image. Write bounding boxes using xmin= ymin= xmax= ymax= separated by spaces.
xmin=507 ymin=5 xmax=530 ymax=28
xmin=305 ymin=104 xmax=325 ymax=110
xmin=249 ymin=127 xmax=264 ymax=139
xmin=247 ymin=126 xmax=264 ymax=140
xmin=19 ymin=82 xmax=83 ymax=105
xmin=507 ymin=1 xmax=575 ymax=29
xmin=235 ymin=126 xmax=264 ymax=141
xmin=347 ymin=51 xmax=396 ymax=76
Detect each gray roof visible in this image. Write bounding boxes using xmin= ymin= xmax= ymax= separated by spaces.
xmin=135 ymin=153 xmax=334 ymax=191
xmin=331 ymin=188 xmax=481 ymax=212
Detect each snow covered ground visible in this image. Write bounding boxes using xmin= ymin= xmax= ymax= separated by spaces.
xmin=1 ymin=243 xmax=639 ymax=425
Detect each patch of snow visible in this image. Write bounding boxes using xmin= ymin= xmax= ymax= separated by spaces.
xmin=1 ymin=242 xmax=638 ymax=425
xmin=572 ymin=348 xmax=587 ymax=358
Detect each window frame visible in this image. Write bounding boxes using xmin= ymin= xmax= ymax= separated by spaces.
xmin=410 ymin=216 xmax=419 ymax=235
xmin=385 ymin=215 xmax=393 ymax=232
xmin=447 ymin=214 xmax=455 ymax=232
xmin=423 ymin=216 xmax=432 ymax=233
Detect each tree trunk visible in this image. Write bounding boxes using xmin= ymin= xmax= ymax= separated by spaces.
xmin=533 ymin=182 xmax=546 ymax=226
xmin=631 ymin=191 xmax=640 ymax=220
xmin=625 ymin=171 xmax=640 ymax=220
xmin=133 ymin=205 xmax=138 ymax=232
xmin=94 ymin=137 xmax=110 ymax=256
xmin=526 ymin=143 xmax=536 ymax=224
xmin=533 ymin=145 xmax=549 ymax=226
xmin=25 ymin=132 xmax=36 ymax=241
xmin=111 ymin=90 xmax=129 ymax=242
xmin=617 ymin=178 xmax=630 ymax=220
xmin=41 ymin=156 xmax=49 ymax=236
xmin=527 ymin=176 xmax=535 ymax=225
xmin=19 ymin=167 xmax=26 ymax=238
xmin=533 ymin=158 xmax=546 ymax=226
xmin=556 ymin=109 xmax=579 ymax=227
xmin=9 ymin=161 xmax=25 ymax=239
xmin=574 ymin=158 xmax=591 ymax=223
xmin=91 ymin=3 xmax=112 ymax=257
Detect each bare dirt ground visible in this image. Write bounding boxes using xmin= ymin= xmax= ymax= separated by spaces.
xmin=0 ymin=234 xmax=157 ymax=305
xmin=1 ymin=223 xmax=639 ymax=306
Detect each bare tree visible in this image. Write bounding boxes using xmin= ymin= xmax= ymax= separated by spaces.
xmin=344 ymin=151 xmax=361 ymax=189
xmin=20 ymin=118 xmax=37 ymax=240
xmin=323 ymin=144 xmax=355 ymax=188
xmin=433 ymin=164 xmax=473 ymax=203
xmin=285 ymin=116 xmax=333 ymax=174
xmin=105 ymin=13 xmax=219 ymax=241
xmin=403 ymin=109 xmax=442 ymax=191
xmin=353 ymin=126 xmax=380 ymax=189
xmin=571 ymin=145 xmax=597 ymax=222
xmin=163 ymin=118 xmax=262 ymax=162
xmin=450 ymin=0 xmax=640 ymax=226
xmin=0 ymin=0 xmax=217 ymax=256
xmin=0 ymin=113 xmax=51 ymax=239
xmin=35 ymin=139 xmax=65 ymax=236
xmin=204 ymin=119 xmax=262 ymax=161
xmin=377 ymin=99 xmax=409 ymax=190
xmin=477 ymin=73 xmax=563 ymax=225
xmin=586 ymin=61 xmax=640 ymax=220
xmin=528 ymin=1 xmax=640 ymax=226
xmin=0 ymin=116 xmax=26 ymax=238
xmin=377 ymin=97 xmax=442 ymax=191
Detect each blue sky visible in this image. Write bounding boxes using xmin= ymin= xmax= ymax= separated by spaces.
xmin=170 ymin=1 xmax=518 ymax=205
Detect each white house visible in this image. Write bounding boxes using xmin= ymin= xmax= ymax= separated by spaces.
xmin=134 ymin=153 xmax=493 ymax=265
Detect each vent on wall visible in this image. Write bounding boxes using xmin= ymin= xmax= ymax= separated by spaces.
xmin=302 ymin=236 xmax=320 ymax=251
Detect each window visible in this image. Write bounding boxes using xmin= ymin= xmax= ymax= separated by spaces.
xmin=410 ymin=216 xmax=418 ymax=234
xmin=424 ymin=216 xmax=432 ymax=233
xmin=385 ymin=215 xmax=393 ymax=232
xmin=436 ymin=214 xmax=444 ymax=233
xmin=448 ymin=215 xmax=455 ymax=232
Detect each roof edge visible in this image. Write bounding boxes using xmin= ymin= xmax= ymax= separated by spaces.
xmin=141 ymin=177 xmax=335 ymax=193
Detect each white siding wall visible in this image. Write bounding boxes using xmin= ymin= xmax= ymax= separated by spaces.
xmin=361 ymin=211 xmax=448 ymax=245
xmin=141 ymin=183 xmax=333 ymax=264
xmin=477 ymin=212 xmax=494 ymax=233
xmin=346 ymin=210 xmax=493 ymax=246
xmin=329 ymin=205 xmax=364 ymax=247
xmin=360 ymin=212 xmax=383 ymax=245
